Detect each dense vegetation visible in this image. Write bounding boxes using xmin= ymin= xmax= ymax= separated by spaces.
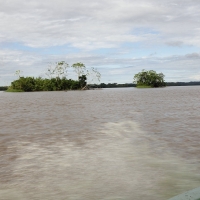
xmin=6 ymin=62 xmax=98 ymax=92
xmin=0 ymin=86 xmax=8 ymax=91
xmin=89 ymin=83 xmax=136 ymax=88
xmin=134 ymin=70 xmax=166 ymax=88
xmin=8 ymin=76 xmax=86 ymax=92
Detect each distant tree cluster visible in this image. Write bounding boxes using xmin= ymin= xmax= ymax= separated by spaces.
xmin=0 ymin=86 xmax=8 ymax=91
xmin=7 ymin=62 xmax=99 ymax=92
xmin=91 ymin=83 xmax=136 ymax=88
xmin=166 ymin=82 xmax=200 ymax=86
xmin=88 ymin=81 xmax=200 ymax=89
xmin=134 ymin=70 xmax=166 ymax=88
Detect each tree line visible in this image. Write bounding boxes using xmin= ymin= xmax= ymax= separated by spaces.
xmin=88 ymin=82 xmax=200 ymax=88
xmin=0 ymin=86 xmax=8 ymax=91
xmin=89 ymin=83 xmax=136 ymax=88
xmin=166 ymin=82 xmax=200 ymax=86
xmin=1 ymin=82 xmax=200 ymax=91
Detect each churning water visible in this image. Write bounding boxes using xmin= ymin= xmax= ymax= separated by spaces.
xmin=0 ymin=86 xmax=200 ymax=200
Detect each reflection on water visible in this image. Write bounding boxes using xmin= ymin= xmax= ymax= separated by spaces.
xmin=0 ymin=87 xmax=200 ymax=200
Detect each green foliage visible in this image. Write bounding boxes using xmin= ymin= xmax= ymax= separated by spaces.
xmin=71 ymin=63 xmax=101 ymax=84
xmin=71 ymin=62 xmax=86 ymax=79
xmin=9 ymin=77 xmax=81 ymax=92
xmin=8 ymin=61 xmax=102 ymax=92
xmin=79 ymin=75 xmax=87 ymax=88
xmin=46 ymin=61 xmax=69 ymax=78
xmin=0 ymin=86 xmax=8 ymax=91
xmin=6 ymin=87 xmax=24 ymax=92
xmin=134 ymin=69 xmax=166 ymax=88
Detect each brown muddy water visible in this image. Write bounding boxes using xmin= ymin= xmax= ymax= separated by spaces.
xmin=0 ymin=86 xmax=200 ymax=200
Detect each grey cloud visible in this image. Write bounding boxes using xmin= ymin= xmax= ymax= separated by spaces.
xmin=185 ymin=53 xmax=200 ymax=59
xmin=149 ymin=52 xmax=157 ymax=56
xmin=1 ymin=0 xmax=200 ymax=48
xmin=166 ymin=41 xmax=183 ymax=47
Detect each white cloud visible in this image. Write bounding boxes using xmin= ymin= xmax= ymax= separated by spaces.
xmin=0 ymin=0 xmax=199 ymax=48
xmin=190 ymin=74 xmax=200 ymax=81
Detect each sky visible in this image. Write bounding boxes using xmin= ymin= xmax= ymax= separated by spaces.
xmin=0 ymin=0 xmax=200 ymax=85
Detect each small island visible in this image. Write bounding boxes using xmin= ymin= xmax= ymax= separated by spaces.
xmin=6 ymin=62 xmax=100 ymax=92
xmin=133 ymin=69 xmax=166 ymax=88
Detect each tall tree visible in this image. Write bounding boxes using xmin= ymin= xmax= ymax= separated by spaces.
xmin=71 ymin=63 xmax=101 ymax=85
xmin=134 ymin=69 xmax=166 ymax=87
xmin=46 ymin=61 xmax=69 ymax=78
xmin=15 ymin=70 xmax=23 ymax=78
xmin=71 ymin=62 xmax=86 ymax=79
xmin=79 ymin=75 xmax=87 ymax=89
xmin=86 ymin=67 xmax=101 ymax=84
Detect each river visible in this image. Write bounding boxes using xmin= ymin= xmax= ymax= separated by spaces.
xmin=0 ymin=86 xmax=200 ymax=200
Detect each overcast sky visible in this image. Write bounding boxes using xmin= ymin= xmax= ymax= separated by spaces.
xmin=0 ymin=0 xmax=200 ymax=85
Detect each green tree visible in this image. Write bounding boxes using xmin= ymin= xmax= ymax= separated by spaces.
xmin=46 ymin=61 xmax=69 ymax=78
xmin=71 ymin=63 xmax=101 ymax=87
xmin=71 ymin=62 xmax=86 ymax=79
xmin=134 ymin=69 xmax=166 ymax=88
xmin=11 ymin=77 xmax=35 ymax=91
xmin=86 ymin=67 xmax=101 ymax=84
xmin=15 ymin=70 xmax=23 ymax=78
xmin=79 ymin=75 xmax=87 ymax=89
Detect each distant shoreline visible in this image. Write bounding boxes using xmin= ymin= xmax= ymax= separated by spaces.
xmin=1 ymin=81 xmax=200 ymax=91
xmin=89 ymin=81 xmax=200 ymax=89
